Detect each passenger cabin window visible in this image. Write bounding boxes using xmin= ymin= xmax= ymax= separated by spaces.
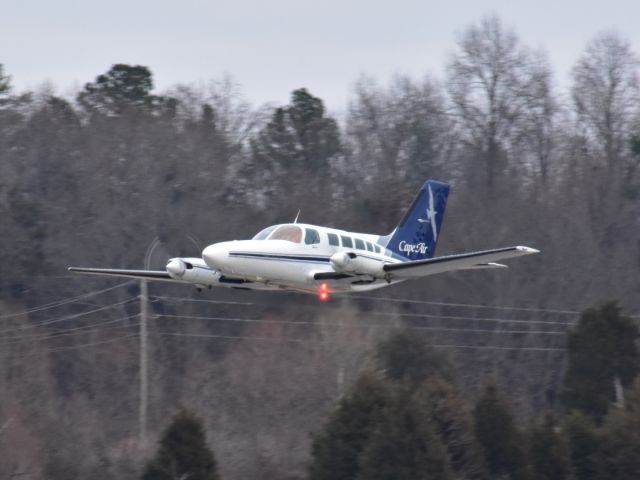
xmin=341 ymin=236 xmax=353 ymax=248
xmin=270 ymin=225 xmax=303 ymax=243
xmin=328 ymin=233 xmax=339 ymax=246
xmin=252 ymin=225 xmax=277 ymax=240
xmin=374 ymin=244 xmax=381 ymax=253
xmin=355 ymin=238 xmax=365 ymax=250
xmin=365 ymin=241 xmax=374 ymax=252
xmin=305 ymin=228 xmax=321 ymax=245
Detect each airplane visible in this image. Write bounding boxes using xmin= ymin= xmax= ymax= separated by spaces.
xmin=68 ymin=180 xmax=539 ymax=300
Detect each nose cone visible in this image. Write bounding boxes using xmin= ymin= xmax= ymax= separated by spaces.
xmin=203 ymin=244 xmax=229 ymax=270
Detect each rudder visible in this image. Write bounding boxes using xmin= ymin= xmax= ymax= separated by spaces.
xmin=383 ymin=180 xmax=450 ymax=260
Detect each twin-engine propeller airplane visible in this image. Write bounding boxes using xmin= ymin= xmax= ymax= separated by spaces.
xmin=69 ymin=180 xmax=539 ymax=300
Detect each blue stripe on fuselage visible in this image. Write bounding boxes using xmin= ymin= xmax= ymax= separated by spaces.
xmin=228 ymin=251 xmax=394 ymax=265
xmin=229 ymin=252 xmax=331 ymax=264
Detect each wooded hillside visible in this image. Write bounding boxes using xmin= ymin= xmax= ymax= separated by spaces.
xmin=0 ymin=16 xmax=639 ymax=480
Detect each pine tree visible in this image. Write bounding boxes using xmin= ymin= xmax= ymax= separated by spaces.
xmin=311 ymin=335 xmax=461 ymax=480
xmin=252 ymin=88 xmax=341 ymax=172
xmin=564 ymin=411 xmax=599 ymax=480
xmin=78 ymin=64 xmax=156 ymax=115
xmin=528 ymin=413 xmax=572 ymax=480
xmin=356 ymin=386 xmax=453 ymax=480
xmin=309 ymin=373 xmax=390 ymax=480
xmin=596 ymin=379 xmax=640 ymax=480
xmin=375 ymin=330 xmax=450 ymax=388
xmin=562 ymin=302 xmax=639 ymax=421
xmin=142 ymin=409 xmax=219 ymax=480
xmin=474 ymin=384 xmax=527 ymax=480
xmin=0 ymin=64 xmax=10 ymax=98
xmin=414 ymin=376 xmax=488 ymax=479
xmin=249 ymin=88 xmax=341 ymax=210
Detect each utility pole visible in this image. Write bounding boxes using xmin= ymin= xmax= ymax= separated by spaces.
xmin=140 ymin=237 xmax=160 ymax=448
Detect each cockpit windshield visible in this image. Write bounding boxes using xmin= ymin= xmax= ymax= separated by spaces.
xmin=252 ymin=225 xmax=277 ymax=240
xmin=269 ymin=225 xmax=303 ymax=243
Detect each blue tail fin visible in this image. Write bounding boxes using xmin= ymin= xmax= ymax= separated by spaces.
xmin=383 ymin=180 xmax=450 ymax=260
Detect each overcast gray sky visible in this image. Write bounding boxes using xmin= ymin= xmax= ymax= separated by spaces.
xmin=3 ymin=0 xmax=639 ymax=111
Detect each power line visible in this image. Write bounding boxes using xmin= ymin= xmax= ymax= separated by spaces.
xmin=151 ymin=295 xmax=577 ymax=326
xmin=0 ymin=281 xmax=132 ymax=319
xmin=0 ymin=315 xmax=139 ymax=346
xmin=2 ymin=333 xmax=139 ymax=359
xmin=153 ymin=331 xmax=565 ymax=352
xmin=147 ymin=294 xmax=601 ymax=324
xmin=154 ymin=314 xmax=568 ymax=336
xmin=0 ymin=298 xmax=137 ymax=334
xmin=349 ymin=295 xmax=582 ymax=315
xmin=386 ymin=311 xmax=575 ymax=326
xmin=149 ymin=296 xmax=577 ymax=326
xmin=152 ymin=293 xmax=578 ymax=317
xmin=151 ymin=295 xmax=255 ymax=306
xmin=0 ymin=322 xmax=565 ymax=360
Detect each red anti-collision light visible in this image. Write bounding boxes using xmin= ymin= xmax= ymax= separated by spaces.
xmin=319 ymin=282 xmax=331 ymax=301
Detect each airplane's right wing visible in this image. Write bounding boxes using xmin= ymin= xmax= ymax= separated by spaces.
xmin=383 ymin=246 xmax=539 ymax=279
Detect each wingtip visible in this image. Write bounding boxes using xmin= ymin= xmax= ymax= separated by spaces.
xmin=516 ymin=246 xmax=540 ymax=254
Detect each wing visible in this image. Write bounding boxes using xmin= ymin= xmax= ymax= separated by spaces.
xmin=68 ymin=267 xmax=181 ymax=283
xmin=383 ymin=246 xmax=539 ymax=279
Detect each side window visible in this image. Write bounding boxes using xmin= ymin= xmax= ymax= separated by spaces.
xmin=327 ymin=232 xmax=339 ymax=246
xmin=341 ymin=236 xmax=353 ymax=248
xmin=305 ymin=228 xmax=321 ymax=245
xmin=354 ymin=238 xmax=366 ymax=250
xmin=374 ymin=244 xmax=381 ymax=253
xmin=365 ymin=241 xmax=374 ymax=252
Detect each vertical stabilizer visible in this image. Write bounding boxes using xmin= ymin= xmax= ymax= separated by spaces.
xmin=383 ymin=180 xmax=450 ymax=260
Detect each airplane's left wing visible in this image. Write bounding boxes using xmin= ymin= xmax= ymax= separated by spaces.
xmin=68 ymin=267 xmax=179 ymax=282
xmin=383 ymin=246 xmax=539 ymax=279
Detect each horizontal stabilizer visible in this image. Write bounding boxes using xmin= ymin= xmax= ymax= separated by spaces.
xmin=383 ymin=246 xmax=539 ymax=279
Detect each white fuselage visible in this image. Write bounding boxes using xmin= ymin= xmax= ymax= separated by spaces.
xmin=167 ymin=223 xmax=404 ymax=296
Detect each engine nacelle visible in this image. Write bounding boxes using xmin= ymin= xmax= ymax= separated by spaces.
xmin=166 ymin=258 xmax=220 ymax=285
xmin=166 ymin=258 xmax=186 ymax=278
xmin=330 ymin=252 xmax=385 ymax=277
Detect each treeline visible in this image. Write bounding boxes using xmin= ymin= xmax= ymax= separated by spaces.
xmin=0 ymin=14 xmax=639 ymax=480
xmin=308 ymin=305 xmax=640 ymax=480
xmin=142 ymin=302 xmax=639 ymax=480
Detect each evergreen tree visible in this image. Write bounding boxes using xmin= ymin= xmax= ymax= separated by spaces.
xmin=564 ymin=411 xmax=599 ymax=480
xmin=311 ymin=338 xmax=462 ymax=480
xmin=78 ymin=64 xmax=156 ymax=115
xmin=474 ymin=384 xmax=527 ymax=480
xmin=375 ymin=330 xmax=450 ymax=388
xmin=253 ymin=88 xmax=341 ymax=171
xmin=309 ymin=373 xmax=390 ymax=480
xmin=142 ymin=409 xmax=219 ymax=480
xmin=414 ymin=376 xmax=488 ymax=479
xmin=596 ymin=379 xmax=640 ymax=480
xmin=562 ymin=302 xmax=639 ymax=421
xmin=249 ymin=88 xmax=341 ymax=209
xmin=0 ymin=64 xmax=10 ymax=98
xmin=528 ymin=413 xmax=572 ymax=480
xmin=356 ymin=386 xmax=453 ymax=480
